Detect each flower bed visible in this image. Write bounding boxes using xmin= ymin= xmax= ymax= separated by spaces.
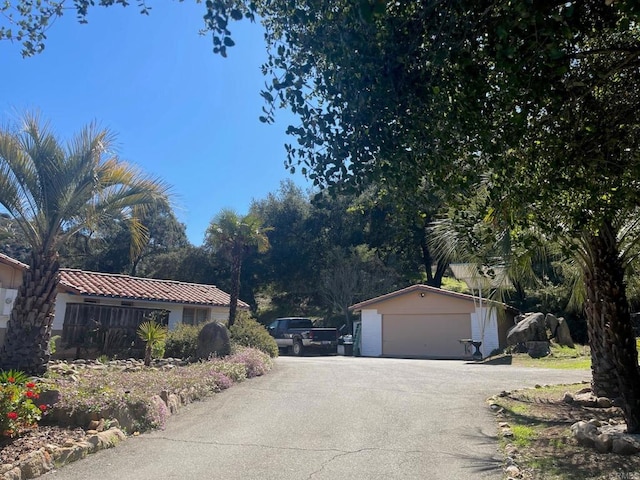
xmin=0 ymin=347 xmax=274 ymax=480
xmin=43 ymin=347 xmax=273 ymax=432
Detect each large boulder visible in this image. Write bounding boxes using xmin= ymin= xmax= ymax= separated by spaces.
xmin=196 ymin=322 xmax=231 ymax=360
xmin=545 ymin=314 xmax=575 ymax=348
xmin=507 ymin=312 xmax=547 ymax=346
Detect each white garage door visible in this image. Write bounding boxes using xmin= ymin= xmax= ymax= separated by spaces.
xmin=382 ymin=314 xmax=471 ymax=358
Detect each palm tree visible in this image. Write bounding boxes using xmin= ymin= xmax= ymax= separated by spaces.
xmin=0 ymin=112 xmax=170 ymax=374
xmin=432 ymin=191 xmax=640 ymax=430
xmin=205 ymin=209 xmax=270 ymax=327
xmin=137 ymin=315 xmax=168 ymax=367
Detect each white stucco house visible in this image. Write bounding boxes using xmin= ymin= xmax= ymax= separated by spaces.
xmin=0 ymin=253 xmax=28 ymax=345
xmin=349 ymin=284 xmax=516 ymax=359
xmin=0 ymin=252 xmax=247 ymax=353
xmin=54 ymin=269 xmax=248 ymax=351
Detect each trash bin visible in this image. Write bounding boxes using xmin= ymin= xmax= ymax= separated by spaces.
xmin=338 ymin=335 xmax=354 ymax=356
xmin=343 ymin=343 xmax=354 ymax=356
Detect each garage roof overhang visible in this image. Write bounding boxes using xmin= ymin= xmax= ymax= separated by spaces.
xmin=349 ymin=284 xmax=518 ymax=314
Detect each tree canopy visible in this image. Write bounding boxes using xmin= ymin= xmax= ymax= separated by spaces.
xmin=0 ymin=112 xmax=170 ymax=373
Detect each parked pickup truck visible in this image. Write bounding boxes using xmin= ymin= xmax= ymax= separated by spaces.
xmin=267 ymin=317 xmax=338 ymax=356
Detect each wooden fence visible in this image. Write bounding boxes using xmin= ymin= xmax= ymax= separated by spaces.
xmin=61 ymin=303 xmax=169 ymax=356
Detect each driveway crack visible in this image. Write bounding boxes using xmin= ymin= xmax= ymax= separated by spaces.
xmin=306 ymin=447 xmax=423 ymax=480
xmin=145 ymin=436 xmax=350 ymax=454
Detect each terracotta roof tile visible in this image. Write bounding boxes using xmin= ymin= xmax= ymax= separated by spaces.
xmin=0 ymin=252 xmax=28 ymax=270
xmin=58 ymin=269 xmax=249 ymax=308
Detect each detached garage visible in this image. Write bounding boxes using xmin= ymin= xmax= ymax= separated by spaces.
xmin=349 ymin=284 xmax=516 ymax=359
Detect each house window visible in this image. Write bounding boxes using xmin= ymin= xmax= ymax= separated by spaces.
xmin=182 ymin=307 xmax=209 ymax=325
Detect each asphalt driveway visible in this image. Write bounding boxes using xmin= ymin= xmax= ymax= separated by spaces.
xmin=46 ymin=356 xmax=589 ymax=480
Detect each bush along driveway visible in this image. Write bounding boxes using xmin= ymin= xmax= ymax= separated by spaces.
xmin=0 ymin=347 xmax=273 ymax=480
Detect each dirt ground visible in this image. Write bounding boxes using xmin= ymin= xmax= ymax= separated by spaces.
xmin=491 ymin=383 xmax=640 ymax=480
xmin=0 ymin=425 xmax=87 ymax=465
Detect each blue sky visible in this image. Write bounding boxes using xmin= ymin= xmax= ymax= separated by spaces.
xmin=0 ymin=2 xmax=309 ymax=245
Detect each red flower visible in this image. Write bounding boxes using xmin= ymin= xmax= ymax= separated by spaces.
xmin=38 ymin=405 xmax=47 ymax=412
xmin=7 ymin=377 xmax=15 ymax=384
xmin=25 ymin=391 xmax=35 ymax=398
xmin=6 ymin=412 xmax=17 ymax=420
xmin=25 ymin=382 xmax=35 ymax=389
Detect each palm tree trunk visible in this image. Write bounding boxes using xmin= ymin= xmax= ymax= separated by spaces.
xmin=144 ymin=344 xmax=152 ymax=367
xmin=0 ymin=251 xmax=59 ymax=375
xmin=228 ymin=254 xmax=242 ymax=328
xmin=584 ymin=225 xmax=640 ymax=432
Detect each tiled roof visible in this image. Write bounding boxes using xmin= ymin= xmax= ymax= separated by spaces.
xmin=0 ymin=252 xmax=28 ymax=270
xmin=58 ymin=269 xmax=249 ymax=308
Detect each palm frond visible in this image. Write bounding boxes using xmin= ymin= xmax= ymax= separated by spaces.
xmin=0 ymin=112 xmax=172 ymax=261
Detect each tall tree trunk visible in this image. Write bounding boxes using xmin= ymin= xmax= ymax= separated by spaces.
xmin=0 ymin=251 xmax=59 ymax=375
xmin=228 ymin=254 xmax=242 ymax=328
xmin=418 ymin=225 xmax=435 ymax=285
xmin=431 ymin=258 xmax=447 ymax=289
xmin=583 ymin=224 xmax=640 ymax=432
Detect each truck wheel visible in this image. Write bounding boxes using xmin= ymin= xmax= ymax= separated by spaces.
xmin=292 ymin=340 xmax=304 ymax=356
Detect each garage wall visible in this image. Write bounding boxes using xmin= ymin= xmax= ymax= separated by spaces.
xmin=360 ymin=309 xmax=382 ymax=356
xmin=353 ymin=286 xmax=510 ymax=360
xmin=382 ymin=313 xmax=472 ymax=358
xmin=471 ymin=306 xmax=499 ymax=357
xmin=374 ymin=290 xmax=476 ymax=315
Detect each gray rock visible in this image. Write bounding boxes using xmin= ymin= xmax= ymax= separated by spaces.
xmin=612 ymin=436 xmax=640 ymax=455
xmin=594 ymin=433 xmax=613 ymax=453
xmin=551 ymin=317 xmax=575 ymax=348
xmin=39 ymin=389 xmax=61 ymax=407
xmin=504 ymin=444 xmax=518 ymax=456
xmin=196 ymin=322 xmax=231 ymax=360
xmin=20 ymin=449 xmax=54 ymax=478
xmin=571 ymin=421 xmax=598 ymax=446
xmin=570 ymin=420 xmax=640 ymax=455
xmin=507 ymin=312 xmax=547 ymax=345
xmin=573 ymin=392 xmax=598 ymax=407
xmin=504 ymin=465 xmax=520 ymax=477
xmin=166 ymin=393 xmax=181 ymax=414
xmin=526 ymin=341 xmax=551 ymax=358
xmin=596 ymin=397 xmax=613 ymax=408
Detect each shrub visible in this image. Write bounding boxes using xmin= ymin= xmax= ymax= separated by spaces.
xmin=229 ymin=313 xmax=279 ymax=358
xmin=49 ymin=335 xmax=61 ymax=355
xmin=0 ymin=370 xmax=45 ymax=436
xmin=165 ymin=323 xmax=203 ymax=359
xmin=137 ymin=320 xmax=168 ymax=366
xmin=227 ymin=348 xmax=273 ymax=378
